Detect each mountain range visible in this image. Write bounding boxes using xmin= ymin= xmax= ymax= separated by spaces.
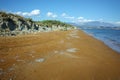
xmin=70 ymin=21 xmax=120 ymax=30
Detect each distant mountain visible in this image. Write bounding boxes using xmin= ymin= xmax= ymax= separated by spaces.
xmin=82 ymin=21 xmax=115 ymax=27
xmin=70 ymin=21 xmax=120 ymax=30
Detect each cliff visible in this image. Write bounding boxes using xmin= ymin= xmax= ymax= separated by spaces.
xmin=0 ymin=12 xmax=76 ymax=36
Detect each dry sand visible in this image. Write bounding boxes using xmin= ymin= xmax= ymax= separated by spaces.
xmin=0 ymin=30 xmax=120 ymax=80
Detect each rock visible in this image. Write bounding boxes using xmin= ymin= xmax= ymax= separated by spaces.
xmin=0 ymin=12 xmax=76 ymax=36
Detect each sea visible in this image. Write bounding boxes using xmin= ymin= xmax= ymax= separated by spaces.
xmin=81 ymin=29 xmax=120 ymax=53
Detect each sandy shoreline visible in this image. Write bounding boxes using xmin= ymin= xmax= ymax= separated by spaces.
xmin=0 ymin=29 xmax=120 ymax=80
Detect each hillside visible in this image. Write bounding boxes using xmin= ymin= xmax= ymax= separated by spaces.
xmin=0 ymin=12 xmax=76 ymax=36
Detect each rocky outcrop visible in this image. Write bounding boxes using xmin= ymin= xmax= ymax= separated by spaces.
xmin=0 ymin=12 xmax=76 ymax=36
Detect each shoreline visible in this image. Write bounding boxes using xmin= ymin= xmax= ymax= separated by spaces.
xmin=81 ymin=29 xmax=120 ymax=53
xmin=80 ymin=29 xmax=120 ymax=53
xmin=0 ymin=29 xmax=120 ymax=80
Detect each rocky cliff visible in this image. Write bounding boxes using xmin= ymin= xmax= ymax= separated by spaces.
xmin=0 ymin=12 xmax=76 ymax=36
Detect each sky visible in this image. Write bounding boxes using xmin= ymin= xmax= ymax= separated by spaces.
xmin=0 ymin=0 xmax=120 ymax=24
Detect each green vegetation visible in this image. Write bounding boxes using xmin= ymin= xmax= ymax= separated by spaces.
xmin=0 ymin=11 xmax=8 ymax=17
xmin=35 ymin=20 xmax=74 ymax=28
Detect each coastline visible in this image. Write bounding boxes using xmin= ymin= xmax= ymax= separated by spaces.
xmin=81 ymin=29 xmax=120 ymax=53
xmin=0 ymin=29 xmax=120 ymax=80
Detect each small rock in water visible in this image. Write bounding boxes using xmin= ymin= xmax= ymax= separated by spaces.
xmin=35 ymin=58 xmax=45 ymax=62
xmin=66 ymin=48 xmax=78 ymax=53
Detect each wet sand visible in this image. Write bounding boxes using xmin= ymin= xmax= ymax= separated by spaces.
xmin=0 ymin=30 xmax=120 ymax=80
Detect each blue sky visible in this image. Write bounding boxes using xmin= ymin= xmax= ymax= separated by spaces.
xmin=0 ymin=0 xmax=120 ymax=23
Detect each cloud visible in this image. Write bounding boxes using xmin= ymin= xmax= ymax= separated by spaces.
xmin=114 ymin=21 xmax=120 ymax=26
xmin=47 ymin=12 xmax=57 ymax=18
xmin=77 ymin=17 xmax=93 ymax=23
xmin=65 ymin=16 xmax=75 ymax=19
xmin=61 ymin=13 xmax=75 ymax=19
xmin=116 ymin=21 xmax=120 ymax=24
xmin=77 ymin=17 xmax=84 ymax=20
xmin=61 ymin=13 xmax=67 ymax=17
xmin=15 ymin=9 xmax=40 ymax=16
xmin=99 ymin=18 xmax=103 ymax=21
xmin=30 ymin=9 xmax=40 ymax=16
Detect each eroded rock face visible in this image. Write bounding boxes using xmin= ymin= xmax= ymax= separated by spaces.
xmin=0 ymin=12 xmax=76 ymax=36
xmin=0 ymin=12 xmax=37 ymax=36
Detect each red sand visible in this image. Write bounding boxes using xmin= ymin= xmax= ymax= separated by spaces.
xmin=0 ymin=30 xmax=120 ymax=80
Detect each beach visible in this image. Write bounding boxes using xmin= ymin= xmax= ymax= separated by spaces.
xmin=0 ymin=29 xmax=120 ymax=80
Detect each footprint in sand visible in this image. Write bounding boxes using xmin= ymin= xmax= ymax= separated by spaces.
xmin=66 ymin=48 xmax=78 ymax=53
xmin=60 ymin=40 xmax=64 ymax=44
xmin=68 ymin=30 xmax=80 ymax=39
xmin=54 ymin=48 xmax=79 ymax=58
xmin=0 ymin=68 xmax=3 ymax=75
xmin=0 ymin=59 xmax=5 ymax=63
xmin=35 ymin=58 xmax=45 ymax=63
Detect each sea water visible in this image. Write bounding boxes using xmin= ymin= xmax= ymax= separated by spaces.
xmin=82 ymin=29 xmax=120 ymax=53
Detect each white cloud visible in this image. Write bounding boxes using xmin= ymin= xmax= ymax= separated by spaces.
xmin=61 ymin=13 xmax=74 ymax=19
xmin=47 ymin=12 xmax=57 ymax=18
xmin=30 ymin=9 xmax=40 ymax=16
xmin=114 ymin=21 xmax=120 ymax=26
xmin=116 ymin=21 xmax=120 ymax=24
xmin=16 ymin=11 xmax=22 ymax=15
xmin=77 ymin=17 xmax=84 ymax=20
xmin=99 ymin=18 xmax=103 ymax=21
xmin=61 ymin=13 xmax=67 ymax=17
xmin=15 ymin=9 xmax=40 ymax=16
xmin=77 ymin=17 xmax=93 ymax=23
xmin=65 ymin=16 xmax=75 ymax=19
xmin=47 ymin=12 xmax=53 ymax=17
xmin=22 ymin=12 xmax=29 ymax=16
